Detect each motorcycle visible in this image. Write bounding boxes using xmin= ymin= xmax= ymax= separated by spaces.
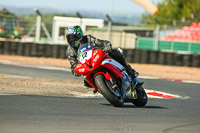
xmin=74 ymin=43 xmax=148 ymax=107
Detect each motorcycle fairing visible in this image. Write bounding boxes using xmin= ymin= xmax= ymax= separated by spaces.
xmin=91 ymin=49 xmax=107 ymax=68
xmin=74 ymin=62 xmax=90 ymax=75
xmin=75 ymin=46 xmax=129 ymax=93
xmin=102 ymin=59 xmax=125 ymax=71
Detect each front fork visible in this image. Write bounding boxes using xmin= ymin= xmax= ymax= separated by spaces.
xmin=131 ymin=78 xmax=142 ymax=90
xmin=120 ymin=70 xmax=132 ymax=99
xmin=122 ymin=70 xmax=142 ymax=99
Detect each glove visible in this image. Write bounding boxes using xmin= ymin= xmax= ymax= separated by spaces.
xmin=103 ymin=42 xmax=112 ymax=53
xmin=71 ymin=64 xmax=81 ymax=77
xmin=71 ymin=68 xmax=81 ymax=77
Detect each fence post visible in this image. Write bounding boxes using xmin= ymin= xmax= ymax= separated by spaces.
xmin=170 ymin=41 xmax=174 ymax=51
xmin=135 ymin=37 xmax=139 ymax=49
xmin=188 ymin=42 xmax=192 ymax=53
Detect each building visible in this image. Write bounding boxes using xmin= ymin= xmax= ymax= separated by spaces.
xmin=52 ymin=16 xmax=104 ymax=44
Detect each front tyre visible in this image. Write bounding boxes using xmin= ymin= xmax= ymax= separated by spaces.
xmin=95 ymin=74 xmax=124 ymax=107
xmin=132 ymin=86 xmax=148 ymax=107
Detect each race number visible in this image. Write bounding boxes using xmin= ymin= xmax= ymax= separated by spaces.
xmin=80 ymin=50 xmax=92 ymax=63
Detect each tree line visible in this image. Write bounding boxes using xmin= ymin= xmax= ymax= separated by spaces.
xmin=141 ymin=0 xmax=200 ymax=28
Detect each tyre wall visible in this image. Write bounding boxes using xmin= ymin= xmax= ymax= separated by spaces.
xmin=0 ymin=41 xmax=199 ymax=67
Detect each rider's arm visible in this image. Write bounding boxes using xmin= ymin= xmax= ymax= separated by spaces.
xmin=86 ymin=35 xmax=112 ymax=53
xmin=66 ymin=46 xmax=80 ymax=76
xmin=66 ymin=46 xmax=78 ymax=66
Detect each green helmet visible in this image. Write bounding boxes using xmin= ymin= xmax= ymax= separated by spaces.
xmin=66 ymin=25 xmax=84 ymax=47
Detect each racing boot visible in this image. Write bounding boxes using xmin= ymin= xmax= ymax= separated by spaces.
xmin=109 ymin=49 xmax=138 ymax=79
xmin=125 ymin=64 xmax=139 ymax=79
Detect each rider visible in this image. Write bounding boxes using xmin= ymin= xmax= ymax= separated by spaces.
xmin=65 ymin=25 xmax=138 ymax=88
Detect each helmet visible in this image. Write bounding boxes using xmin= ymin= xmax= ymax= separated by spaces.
xmin=66 ymin=25 xmax=83 ymax=47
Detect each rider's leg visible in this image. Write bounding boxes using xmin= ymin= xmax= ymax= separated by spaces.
xmin=109 ymin=49 xmax=138 ymax=78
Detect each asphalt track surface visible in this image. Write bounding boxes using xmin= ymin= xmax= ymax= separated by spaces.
xmin=0 ymin=63 xmax=200 ymax=133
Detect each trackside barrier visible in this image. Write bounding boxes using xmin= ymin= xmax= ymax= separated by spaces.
xmin=0 ymin=41 xmax=200 ymax=67
xmin=0 ymin=41 xmax=68 ymax=58
xmin=122 ymin=49 xmax=200 ymax=67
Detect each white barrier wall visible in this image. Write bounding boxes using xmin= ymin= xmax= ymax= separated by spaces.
xmin=52 ymin=16 xmax=104 ymax=44
xmin=85 ymin=30 xmax=137 ymax=49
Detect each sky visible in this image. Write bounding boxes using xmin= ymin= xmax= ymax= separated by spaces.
xmin=0 ymin=0 xmax=163 ymax=16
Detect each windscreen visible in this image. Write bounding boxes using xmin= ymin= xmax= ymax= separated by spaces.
xmin=77 ymin=43 xmax=96 ymax=57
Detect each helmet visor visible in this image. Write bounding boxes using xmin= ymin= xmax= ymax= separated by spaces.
xmin=67 ymin=34 xmax=80 ymax=47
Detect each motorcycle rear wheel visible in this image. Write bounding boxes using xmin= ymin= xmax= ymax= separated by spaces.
xmin=95 ymin=74 xmax=124 ymax=107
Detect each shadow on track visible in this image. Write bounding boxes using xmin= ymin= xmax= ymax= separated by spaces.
xmin=101 ymin=103 xmax=167 ymax=109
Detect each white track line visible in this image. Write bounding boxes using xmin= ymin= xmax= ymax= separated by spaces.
xmin=1 ymin=60 xmax=200 ymax=84
xmin=139 ymin=75 xmax=200 ymax=84
xmin=182 ymin=80 xmax=200 ymax=84
xmin=0 ymin=94 xmax=16 ymax=96
xmin=0 ymin=60 xmax=71 ymax=71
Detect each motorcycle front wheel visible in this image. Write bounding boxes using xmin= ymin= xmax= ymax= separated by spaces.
xmin=95 ymin=74 xmax=124 ymax=107
xmin=132 ymin=86 xmax=148 ymax=107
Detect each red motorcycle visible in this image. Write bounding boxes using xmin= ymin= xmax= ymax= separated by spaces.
xmin=75 ymin=43 xmax=148 ymax=107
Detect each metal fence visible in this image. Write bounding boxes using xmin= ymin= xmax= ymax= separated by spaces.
xmin=136 ymin=37 xmax=200 ymax=54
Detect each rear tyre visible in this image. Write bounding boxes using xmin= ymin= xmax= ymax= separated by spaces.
xmin=95 ymin=74 xmax=124 ymax=107
xmin=132 ymin=86 xmax=148 ymax=107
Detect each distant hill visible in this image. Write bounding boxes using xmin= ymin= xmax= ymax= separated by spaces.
xmin=0 ymin=5 xmax=141 ymax=24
